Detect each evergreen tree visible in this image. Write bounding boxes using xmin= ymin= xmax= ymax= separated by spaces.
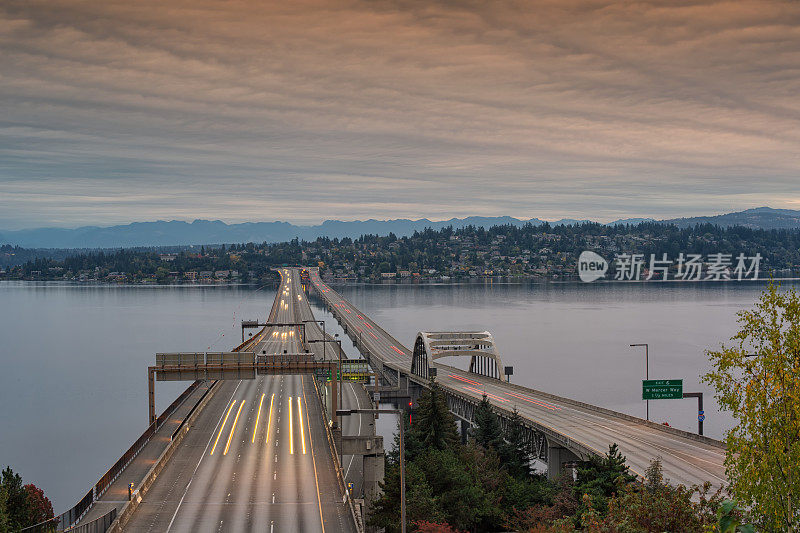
xmin=501 ymin=406 xmax=531 ymax=480
xmin=0 ymin=481 xmax=8 ymax=533
xmin=368 ymin=461 xmax=443 ymax=533
xmin=472 ymin=394 xmax=504 ymax=452
xmin=411 ymin=378 xmax=459 ymax=452
xmin=1 ymin=467 xmax=27 ymax=530
xmin=574 ymin=443 xmax=635 ymax=516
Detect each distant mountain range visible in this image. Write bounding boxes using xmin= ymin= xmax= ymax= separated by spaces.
xmin=1 ymin=207 xmax=797 ymax=249
xmin=660 ymin=207 xmax=800 ymax=230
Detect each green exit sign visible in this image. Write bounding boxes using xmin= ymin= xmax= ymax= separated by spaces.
xmin=642 ymin=379 xmax=683 ymax=400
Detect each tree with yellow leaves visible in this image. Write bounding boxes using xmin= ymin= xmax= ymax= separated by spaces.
xmin=703 ymin=282 xmax=800 ymax=532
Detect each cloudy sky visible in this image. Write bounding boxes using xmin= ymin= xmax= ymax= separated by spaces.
xmin=1 ymin=0 xmax=799 ymax=229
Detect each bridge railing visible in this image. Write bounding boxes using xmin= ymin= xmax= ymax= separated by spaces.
xmin=65 ymin=509 xmax=117 ymax=533
xmin=95 ymin=380 xmax=202 ymax=498
xmin=310 ymin=376 xmax=364 ymax=533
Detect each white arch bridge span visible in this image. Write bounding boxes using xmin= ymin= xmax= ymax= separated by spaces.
xmin=411 ymin=331 xmax=509 ymax=381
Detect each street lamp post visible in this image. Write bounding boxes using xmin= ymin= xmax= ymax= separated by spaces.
xmin=338 ymin=408 xmax=406 ymax=533
xmin=308 ymin=337 xmax=344 ymax=424
xmin=630 ymin=343 xmax=649 ymax=421
xmin=302 ymin=319 xmax=326 ymax=358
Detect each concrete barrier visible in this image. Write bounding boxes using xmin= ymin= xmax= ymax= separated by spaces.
xmin=311 ymin=378 xmax=364 ymax=533
xmin=106 ymin=380 xmax=222 ymax=533
xmin=436 ymin=363 xmax=725 ymax=448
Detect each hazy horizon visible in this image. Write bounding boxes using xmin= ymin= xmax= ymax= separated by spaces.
xmin=0 ymin=206 xmax=786 ymax=232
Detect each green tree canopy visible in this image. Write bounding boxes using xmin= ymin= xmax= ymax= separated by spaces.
xmin=411 ymin=378 xmax=459 ymax=452
xmin=472 ymin=394 xmax=503 ymax=451
xmin=703 ymin=282 xmax=800 ymax=532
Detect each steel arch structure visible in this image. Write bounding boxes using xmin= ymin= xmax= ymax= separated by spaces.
xmin=411 ymin=331 xmax=507 ymax=381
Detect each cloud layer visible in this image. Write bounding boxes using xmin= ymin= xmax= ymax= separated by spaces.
xmin=1 ymin=0 xmax=799 ymax=229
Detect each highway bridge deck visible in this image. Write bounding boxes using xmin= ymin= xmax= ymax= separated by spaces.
xmin=79 ymin=269 xmax=357 ymax=532
xmin=303 ymin=268 xmax=727 ymax=489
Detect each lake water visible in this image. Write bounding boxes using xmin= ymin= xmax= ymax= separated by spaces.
xmin=0 ymin=279 xmax=792 ymax=511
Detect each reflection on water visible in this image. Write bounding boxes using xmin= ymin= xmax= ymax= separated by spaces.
xmin=0 ymin=282 xmax=276 ymax=511
xmin=1 ymin=279 xmax=794 ymax=510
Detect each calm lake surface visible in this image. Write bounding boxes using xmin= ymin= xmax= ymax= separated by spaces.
xmin=1 ymin=279 xmax=793 ymax=511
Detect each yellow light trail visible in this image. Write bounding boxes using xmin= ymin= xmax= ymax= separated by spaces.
xmin=210 ymin=400 xmax=237 ymax=455
xmin=289 ymin=397 xmax=294 ymax=455
xmin=266 ymin=393 xmax=275 ymax=444
xmin=224 ymin=400 xmax=245 ymax=456
xmin=252 ymin=393 xmax=265 ymax=443
xmin=297 ymin=396 xmax=306 ymax=454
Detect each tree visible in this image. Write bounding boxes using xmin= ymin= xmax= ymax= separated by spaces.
xmin=501 ymin=407 xmax=532 ymax=480
xmin=23 ymin=484 xmax=53 ymax=527
xmin=703 ymin=282 xmax=800 ymax=532
xmin=1 ymin=467 xmax=27 ymax=530
xmin=472 ymin=395 xmax=503 ymax=451
xmin=0 ymin=481 xmax=9 ymax=533
xmin=411 ymin=378 xmax=459 ymax=452
xmin=599 ymin=459 xmax=723 ymax=532
xmin=369 ymin=460 xmax=443 ymax=533
xmin=573 ymin=443 xmax=635 ymax=516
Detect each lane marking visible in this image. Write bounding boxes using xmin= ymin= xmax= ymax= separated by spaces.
xmin=224 ymin=400 xmax=245 ymax=455
xmin=448 ymin=374 xmax=481 ymax=386
xmin=252 ymin=393 xmax=265 ymax=443
xmin=167 ymin=381 xmax=241 ymax=532
xmin=463 ymin=386 xmax=509 ymax=402
xmin=504 ymin=390 xmax=561 ymax=410
xmin=210 ymin=400 xmax=237 ymax=456
xmin=345 ymin=382 xmax=362 ymax=479
xmin=301 ymin=376 xmax=326 ymax=533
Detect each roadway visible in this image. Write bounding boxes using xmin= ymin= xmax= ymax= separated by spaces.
xmin=122 ymin=270 xmax=357 ymax=532
xmin=302 ymin=268 xmax=727 ymax=489
xmin=289 ymin=270 xmax=373 ymax=498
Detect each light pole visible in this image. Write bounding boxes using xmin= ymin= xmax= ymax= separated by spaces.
xmin=630 ymin=343 xmax=649 ymax=421
xmin=338 ymin=408 xmax=406 ymax=533
xmin=301 ymin=319 xmax=326 ymax=357
xmin=308 ymin=337 xmax=344 ymax=425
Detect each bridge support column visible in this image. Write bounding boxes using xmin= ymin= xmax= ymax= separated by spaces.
xmin=363 ymin=451 xmax=385 ymax=531
xmin=460 ymin=419 xmax=470 ymax=444
xmin=148 ymin=367 xmax=155 ymax=425
xmin=547 ymin=442 xmax=580 ymax=480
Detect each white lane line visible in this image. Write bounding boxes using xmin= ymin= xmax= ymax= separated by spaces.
xmin=344 ymin=383 xmax=362 ymax=480
xmin=166 ymin=381 xmax=242 ymax=532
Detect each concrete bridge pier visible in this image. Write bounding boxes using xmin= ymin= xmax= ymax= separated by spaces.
xmin=339 ymin=434 xmax=386 ymax=532
xmin=547 ymin=441 xmax=580 ymax=480
xmin=460 ymin=419 xmax=471 ymax=443
xmin=407 ymin=378 xmax=423 ymax=408
xmin=363 ymin=451 xmax=385 ymax=530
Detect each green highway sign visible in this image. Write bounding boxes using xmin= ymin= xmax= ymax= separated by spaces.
xmin=642 ymin=379 xmax=683 ymax=400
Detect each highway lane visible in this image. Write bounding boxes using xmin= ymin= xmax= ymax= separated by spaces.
xmin=290 ymin=270 xmax=370 ymax=498
xmin=304 ymin=268 xmax=727 ymax=489
xmin=123 ymin=269 xmax=356 ymax=532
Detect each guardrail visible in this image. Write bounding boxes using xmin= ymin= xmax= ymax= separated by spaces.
xmin=45 ymin=271 xmax=282 ymax=533
xmin=95 ymin=380 xmax=202 ymax=498
xmin=170 ymin=381 xmax=218 ymax=441
xmin=18 ymin=507 xmax=116 ymax=533
xmin=106 ymin=381 xmax=222 ymax=533
xmin=65 ymin=509 xmax=117 ymax=533
xmin=311 ymin=377 xmax=364 ymax=533
xmin=44 ymin=380 xmax=203 ymax=532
